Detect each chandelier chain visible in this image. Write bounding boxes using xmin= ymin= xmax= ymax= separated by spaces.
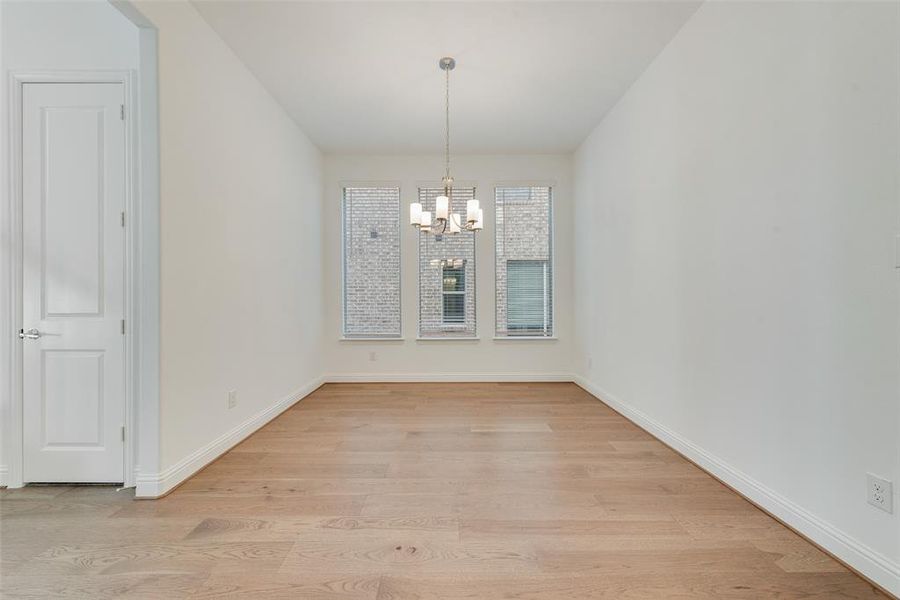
xmin=445 ymin=64 xmax=451 ymax=183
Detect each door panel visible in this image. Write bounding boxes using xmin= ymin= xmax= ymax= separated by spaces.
xmin=42 ymin=351 xmax=105 ymax=447
xmin=22 ymin=82 xmax=125 ymax=483
xmin=43 ymin=107 xmax=106 ymax=317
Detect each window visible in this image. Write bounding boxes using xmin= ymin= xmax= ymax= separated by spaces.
xmin=442 ymin=265 xmax=466 ymax=324
xmin=418 ymin=187 xmax=476 ymax=337
xmin=495 ymin=186 xmax=553 ymax=336
xmin=342 ymin=187 xmax=401 ymax=337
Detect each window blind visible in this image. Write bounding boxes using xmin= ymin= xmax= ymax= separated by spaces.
xmin=507 ymin=260 xmax=550 ymax=334
xmin=495 ymin=186 xmax=553 ymax=336
xmin=418 ymin=186 xmax=476 ymax=338
xmin=342 ymin=187 xmax=401 ymax=337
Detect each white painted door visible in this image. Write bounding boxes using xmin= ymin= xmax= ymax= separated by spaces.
xmin=21 ymin=82 xmax=126 ymax=483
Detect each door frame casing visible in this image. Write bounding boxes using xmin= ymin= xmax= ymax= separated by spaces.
xmin=5 ymin=70 xmax=138 ymax=487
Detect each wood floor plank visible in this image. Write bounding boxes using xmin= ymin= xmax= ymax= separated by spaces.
xmin=278 ymin=538 xmax=541 ymax=577
xmin=1 ymin=573 xmax=209 ymax=600
xmin=459 ymin=518 xmax=687 ymax=541
xmin=14 ymin=540 xmax=293 ymax=577
xmin=110 ymin=494 xmax=368 ymax=518
xmin=188 ymin=573 xmax=381 ymax=600
xmin=376 ymin=572 xmax=886 ymax=599
xmin=0 ymin=383 xmax=888 ymax=599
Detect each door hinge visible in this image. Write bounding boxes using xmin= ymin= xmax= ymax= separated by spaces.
xmin=121 ymin=319 xmax=125 ymax=335
xmin=121 ymin=212 xmax=125 ymax=227
xmin=121 ymin=426 xmax=126 ymax=441
xmin=895 ymin=234 xmax=900 ymax=268
xmin=120 ymin=104 xmax=125 ymax=120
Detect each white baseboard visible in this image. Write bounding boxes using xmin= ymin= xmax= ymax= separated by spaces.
xmin=573 ymin=375 xmax=900 ymax=598
xmin=324 ymin=372 xmax=575 ymax=383
xmin=0 ymin=465 xmax=8 ymax=488
xmin=134 ymin=375 xmax=325 ymax=498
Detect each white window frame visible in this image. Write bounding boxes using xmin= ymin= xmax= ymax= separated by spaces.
xmin=416 ymin=183 xmax=478 ymax=340
xmin=493 ymin=183 xmax=556 ymax=340
xmin=340 ymin=183 xmax=402 ymax=340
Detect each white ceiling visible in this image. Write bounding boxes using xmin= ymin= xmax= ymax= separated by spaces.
xmin=192 ymin=1 xmax=701 ymax=154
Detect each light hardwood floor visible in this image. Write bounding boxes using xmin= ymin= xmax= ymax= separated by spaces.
xmin=0 ymin=383 xmax=889 ymax=599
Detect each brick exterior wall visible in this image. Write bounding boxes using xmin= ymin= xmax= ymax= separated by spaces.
xmin=342 ymin=188 xmax=401 ymax=336
xmin=495 ymin=187 xmax=552 ymax=335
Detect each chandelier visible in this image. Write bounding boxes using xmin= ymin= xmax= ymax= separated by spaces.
xmin=409 ymin=57 xmax=483 ymax=235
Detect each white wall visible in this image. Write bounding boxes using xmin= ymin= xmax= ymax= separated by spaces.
xmin=573 ymin=1 xmax=899 ymax=593
xmin=0 ymin=1 xmax=139 ymax=69
xmin=130 ymin=1 xmax=324 ymax=488
xmin=323 ymin=154 xmax=573 ymax=379
xmin=0 ymin=0 xmax=140 ymax=487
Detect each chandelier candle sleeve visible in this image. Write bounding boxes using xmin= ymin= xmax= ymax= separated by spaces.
xmin=421 ymin=211 xmax=432 ymax=228
xmin=450 ymin=213 xmax=461 ymax=233
xmin=467 ymin=200 xmax=479 ymax=223
xmin=474 ymin=208 xmax=484 ymax=230
xmin=436 ymin=196 xmax=449 ymax=221
xmin=410 ymin=202 xmax=422 ymax=225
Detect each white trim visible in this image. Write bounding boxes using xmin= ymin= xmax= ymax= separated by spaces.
xmin=324 ymin=372 xmax=573 ymax=383
xmin=490 ymin=179 xmax=558 ymax=189
xmin=4 ymin=70 xmax=139 ymax=489
xmin=492 ymin=182 xmax=557 ymax=339
xmin=0 ymin=465 xmax=8 ymax=487
xmin=122 ymin=69 xmax=138 ymax=488
xmin=573 ymin=375 xmax=900 ymax=598
xmin=339 ymin=179 xmax=403 ymax=190
xmin=340 ymin=183 xmax=403 ymax=339
xmin=131 ymin=17 xmax=162 ymax=492
xmin=134 ymin=376 xmax=325 ymax=498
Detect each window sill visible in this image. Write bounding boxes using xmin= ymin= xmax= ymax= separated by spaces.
xmin=416 ymin=336 xmax=480 ymax=342
xmin=493 ymin=336 xmax=558 ymax=341
xmin=339 ymin=337 xmax=405 ymax=342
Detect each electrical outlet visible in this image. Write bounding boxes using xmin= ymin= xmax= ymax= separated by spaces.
xmin=867 ymin=473 xmax=893 ymax=514
xmin=369 ymin=351 xmax=377 ymax=362
xmin=227 ymin=390 xmax=237 ymax=410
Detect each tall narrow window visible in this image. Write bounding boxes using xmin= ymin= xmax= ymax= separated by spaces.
xmin=342 ymin=187 xmax=401 ymax=337
xmin=495 ymin=186 xmax=553 ymax=337
xmin=442 ymin=265 xmax=466 ymax=324
xmin=418 ymin=187 xmax=476 ymax=337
